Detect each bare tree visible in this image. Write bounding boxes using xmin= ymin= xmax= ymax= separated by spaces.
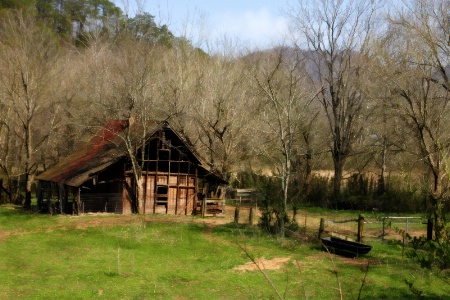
xmin=181 ymin=49 xmax=256 ymax=180
xmin=0 ymin=11 xmax=63 ymax=208
xmin=252 ymin=47 xmax=319 ymax=237
xmin=100 ymin=39 xmax=169 ymax=214
xmin=287 ymin=0 xmax=381 ymax=205
xmin=383 ymin=0 xmax=450 ymax=240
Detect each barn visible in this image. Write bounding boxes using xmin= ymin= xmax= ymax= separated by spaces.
xmin=35 ymin=120 xmax=227 ymax=215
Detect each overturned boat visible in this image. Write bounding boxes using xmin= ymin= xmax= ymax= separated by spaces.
xmin=321 ymin=236 xmax=372 ymax=257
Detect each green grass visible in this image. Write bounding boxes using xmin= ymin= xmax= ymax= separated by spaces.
xmin=0 ymin=204 xmax=449 ymax=299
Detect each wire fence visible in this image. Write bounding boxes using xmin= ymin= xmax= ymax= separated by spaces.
xmin=223 ymin=200 xmax=430 ymax=243
xmin=319 ymin=215 xmax=429 ymax=243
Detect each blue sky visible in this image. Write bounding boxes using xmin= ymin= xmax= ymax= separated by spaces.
xmin=116 ymin=0 xmax=291 ymax=50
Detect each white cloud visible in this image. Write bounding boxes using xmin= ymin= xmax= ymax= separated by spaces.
xmin=213 ymin=8 xmax=289 ymax=48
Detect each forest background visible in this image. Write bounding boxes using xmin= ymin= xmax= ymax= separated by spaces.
xmin=1 ymin=0 xmax=450 ymax=238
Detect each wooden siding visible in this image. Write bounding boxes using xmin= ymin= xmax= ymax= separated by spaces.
xmin=37 ymin=122 xmax=226 ymax=216
xmin=144 ymin=176 xmax=155 ymax=213
xmin=168 ymin=187 xmax=177 ymax=214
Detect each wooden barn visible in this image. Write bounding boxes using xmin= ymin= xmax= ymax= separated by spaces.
xmin=35 ymin=120 xmax=227 ymax=215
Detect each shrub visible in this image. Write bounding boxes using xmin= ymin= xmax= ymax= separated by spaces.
xmin=407 ymin=235 xmax=450 ymax=273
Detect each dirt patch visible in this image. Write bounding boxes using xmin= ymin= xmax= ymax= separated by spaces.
xmin=71 ymin=214 xmax=137 ymax=229
xmin=0 ymin=231 xmax=12 ymax=243
xmin=234 ymin=257 xmax=291 ymax=271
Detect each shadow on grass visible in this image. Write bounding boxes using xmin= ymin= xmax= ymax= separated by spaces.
xmin=0 ymin=204 xmax=53 ymax=229
xmin=211 ymin=222 xmax=262 ymax=237
xmin=0 ymin=204 xmax=31 ymax=216
xmin=361 ymin=285 xmax=446 ymax=300
xmin=104 ymin=271 xmax=120 ymax=277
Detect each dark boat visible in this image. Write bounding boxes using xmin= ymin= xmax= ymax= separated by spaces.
xmin=320 ymin=236 xmax=372 ymax=257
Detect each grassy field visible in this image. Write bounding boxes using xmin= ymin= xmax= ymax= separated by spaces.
xmin=0 ymin=204 xmax=449 ymax=299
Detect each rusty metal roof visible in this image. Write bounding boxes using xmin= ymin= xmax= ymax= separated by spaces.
xmin=36 ymin=120 xmax=227 ymax=187
xmin=36 ymin=120 xmax=156 ymax=187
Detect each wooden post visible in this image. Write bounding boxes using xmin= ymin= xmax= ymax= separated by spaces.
xmin=357 ymin=214 xmax=364 ymax=242
xmin=406 ymin=218 xmax=409 ymax=236
xmin=248 ymin=207 xmax=254 ymax=225
xmin=427 ymin=218 xmax=433 ymax=240
xmin=194 ymin=167 xmax=198 ymax=215
xmin=234 ymin=206 xmax=240 ymax=223
xmin=221 ymin=186 xmax=225 ymax=215
xmin=71 ymin=187 xmax=75 ymax=215
xmin=64 ymin=186 xmax=69 ymax=214
xmin=77 ymin=187 xmax=81 ymax=215
xmin=48 ymin=182 xmax=53 ymax=215
xmin=144 ymin=174 xmax=147 ymax=215
xmin=318 ymin=218 xmax=325 ymax=239
xmin=58 ymin=184 xmax=65 ymax=214
xmin=382 ymin=217 xmax=385 ymax=241
xmin=37 ymin=181 xmax=43 ymax=212
xmin=154 ymin=151 xmax=159 ymax=214
xmin=201 ymin=196 xmax=206 ymax=218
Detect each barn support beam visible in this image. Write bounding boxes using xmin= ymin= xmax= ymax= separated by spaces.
xmin=37 ymin=181 xmax=43 ymax=211
xmin=195 ymin=167 xmax=199 ymax=216
xmin=77 ymin=187 xmax=81 ymax=215
xmin=59 ymin=184 xmax=65 ymax=214
xmin=48 ymin=182 xmax=53 ymax=215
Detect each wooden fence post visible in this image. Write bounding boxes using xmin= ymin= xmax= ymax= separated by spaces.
xmin=427 ymin=218 xmax=433 ymax=240
xmin=234 ymin=206 xmax=240 ymax=223
xmin=405 ymin=218 xmax=409 ymax=239
xmin=48 ymin=182 xmax=53 ymax=215
xmin=201 ymin=198 xmax=206 ymax=218
xmin=318 ymin=218 xmax=325 ymax=239
xmin=77 ymin=187 xmax=81 ymax=215
xmin=248 ymin=207 xmax=254 ymax=225
xmin=357 ymin=214 xmax=365 ymax=242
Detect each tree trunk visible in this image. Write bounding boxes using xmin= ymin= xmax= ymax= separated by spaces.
xmin=433 ymin=202 xmax=446 ymax=241
xmin=280 ymin=158 xmax=290 ymax=239
xmin=136 ymin=177 xmax=144 ymax=214
xmin=431 ymin=172 xmax=447 ymax=241
xmin=332 ymin=157 xmax=345 ymax=209
xmin=303 ymin=143 xmax=313 ymax=194
xmin=126 ymin=142 xmax=143 ymax=214
xmin=23 ymin=123 xmax=33 ymax=210
xmin=378 ymin=137 xmax=387 ymax=195
xmin=279 ymin=216 xmax=285 ymax=240
xmin=24 ymin=173 xmax=33 ymax=210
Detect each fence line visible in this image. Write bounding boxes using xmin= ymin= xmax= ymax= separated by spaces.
xmin=379 ymin=216 xmax=423 ymax=240
xmin=318 ymin=215 xmax=432 ymax=242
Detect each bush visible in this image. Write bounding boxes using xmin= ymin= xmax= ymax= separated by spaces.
xmin=407 ymin=235 xmax=450 ymax=273
xmin=256 ymin=177 xmax=287 ymax=234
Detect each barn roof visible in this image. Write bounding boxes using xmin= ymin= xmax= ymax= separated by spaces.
xmin=36 ymin=120 xmax=225 ymax=187
xmin=36 ymin=120 xmax=133 ymax=186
